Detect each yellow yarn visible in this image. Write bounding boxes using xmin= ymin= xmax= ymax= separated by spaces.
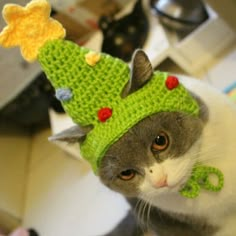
xmin=0 ymin=0 xmax=65 ymax=62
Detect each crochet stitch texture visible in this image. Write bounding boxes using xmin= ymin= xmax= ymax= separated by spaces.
xmin=180 ymin=165 xmax=224 ymax=198
xmin=38 ymin=40 xmax=200 ymax=172
xmin=0 ymin=0 xmax=225 ymax=199
xmin=0 ymin=0 xmax=65 ymax=61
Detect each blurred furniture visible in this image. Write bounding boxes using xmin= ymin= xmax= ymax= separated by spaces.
xmin=206 ymin=0 xmax=236 ymax=32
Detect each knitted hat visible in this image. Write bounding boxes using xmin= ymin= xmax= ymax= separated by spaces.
xmin=0 ymin=0 xmax=199 ymax=172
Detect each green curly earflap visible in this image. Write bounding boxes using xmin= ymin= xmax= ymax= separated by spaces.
xmin=180 ymin=165 xmax=224 ymax=198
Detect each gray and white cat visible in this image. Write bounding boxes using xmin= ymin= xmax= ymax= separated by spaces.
xmin=51 ymin=51 xmax=236 ymax=236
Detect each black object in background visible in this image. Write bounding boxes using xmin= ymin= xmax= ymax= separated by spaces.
xmin=99 ymin=0 xmax=149 ymax=62
xmin=28 ymin=228 xmax=39 ymax=236
xmin=0 ymin=72 xmax=64 ymax=128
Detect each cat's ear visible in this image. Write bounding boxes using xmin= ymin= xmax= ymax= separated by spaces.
xmin=48 ymin=125 xmax=92 ymax=143
xmin=122 ymin=49 xmax=153 ymax=97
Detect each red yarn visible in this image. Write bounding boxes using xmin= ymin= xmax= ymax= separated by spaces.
xmin=98 ymin=107 xmax=113 ymax=122
xmin=165 ymin=75 xmax=179 ymax=90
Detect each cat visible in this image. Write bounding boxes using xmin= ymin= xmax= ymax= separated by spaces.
xmin=51 ymin=50 xmax=236 ymax=236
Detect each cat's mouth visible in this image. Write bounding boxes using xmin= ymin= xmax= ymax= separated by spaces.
xmin=164 ymin=160 xmax=197 ymax=192
xmin=140 ymin=161 xmax=196 ymax=198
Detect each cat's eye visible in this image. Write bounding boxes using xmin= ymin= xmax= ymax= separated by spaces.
xmin=151 ymin=132 xmax=169 ymax=152
xmin=119 ymin=169 xmax=136 ymax=181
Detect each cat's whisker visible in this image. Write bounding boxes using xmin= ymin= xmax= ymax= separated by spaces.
xmin=142 ymin=199 xmax=150 ymax=226
xmin=135 ymin=198 xmax=146 ymax=226
xmin=141 ymin=200 xmax=148 ymax=224
xmin=146 ymin=195 xmax=155 ymax=226
xmin=136 ymin=193 xmax=154 ymax=230
xmin=134 ymin=198 xmax=142 ymax=212
xmin=190 ymin=147 xmax=223 ymax=164
xmin=135 ymin=198 xmax=143 ymax=219
xmin=192 ymin=143 xmax=217 ymax=156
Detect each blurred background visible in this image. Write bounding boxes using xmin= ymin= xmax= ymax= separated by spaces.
xmin=0 ymin=0 xmax=235 ymax=235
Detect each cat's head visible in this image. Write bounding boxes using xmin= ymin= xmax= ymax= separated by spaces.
xmin=50 ymin=50 xmax=208 ymax=200
xmin=99 ymin=109 xmax=206 ymax=199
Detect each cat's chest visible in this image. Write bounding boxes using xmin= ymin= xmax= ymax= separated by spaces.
xmin=147 ymin=190 xmax=231 ymax=227
xmin=137 ymin=197 xmax=218 ymax=236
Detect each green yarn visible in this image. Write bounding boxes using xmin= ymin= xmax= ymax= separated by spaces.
xmin=80 ymin=72 xmax=199 ymax=172
xmin=180 ymin=165 xmax=224 ymax=198
xmin=38 ymin=39 xmax=200 ymax=173
xmin=38 ymin=39 xmax=129 ymax=126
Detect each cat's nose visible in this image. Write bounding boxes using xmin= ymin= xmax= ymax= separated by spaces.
xmin=154 ymin=174 xmax=168 ymax=188
xmin=148 ymin=166 xmax=168 ymax=188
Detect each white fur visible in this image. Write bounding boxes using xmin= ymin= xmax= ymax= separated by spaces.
xmin=140 ymin=77 xmax=236 ymax=235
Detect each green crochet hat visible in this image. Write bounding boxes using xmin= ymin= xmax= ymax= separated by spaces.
xmin=0 ymin=0 xmax=200 ymax=173
xmin=38 ymin=40 xmax=199 ymax=172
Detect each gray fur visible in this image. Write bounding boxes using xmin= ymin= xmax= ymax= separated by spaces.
xmin=122 ymin=49 xmax=153 ymax=97
xmin=99 ymin=111 xmax=205 ymax=197
xmin=48 ymin=49 xmax=211 ymax=236
xmin=99 ymin=99 xmax=210 ymax=235
xmin=190 ymin=91 xmax=209 ymax=123
xmin=102 ymin=197 xmax=217 ymax=236
xmin=101 ymin=210 xmax=146 ymax=236
xmin=48 ymin=125 xmax=92 ymax=143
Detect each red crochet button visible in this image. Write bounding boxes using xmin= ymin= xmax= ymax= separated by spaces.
xmin=165 ymin=75 xmax=179 ymax=90
xmin=98 ymin=107 xmax=113 ymax=122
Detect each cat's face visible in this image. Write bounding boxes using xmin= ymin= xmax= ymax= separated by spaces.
xmin=99 ymin=111 xmax=205 ymax=200
xmin=49 ymin=50 xmax=207 ymax=202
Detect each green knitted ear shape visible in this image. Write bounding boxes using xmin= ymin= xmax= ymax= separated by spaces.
xmin=38 ymin=39 xmax=199 ymax=172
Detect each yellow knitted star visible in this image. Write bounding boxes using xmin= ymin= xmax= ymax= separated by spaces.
xmin=0 ymin=0 xmax=66 ymax=62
